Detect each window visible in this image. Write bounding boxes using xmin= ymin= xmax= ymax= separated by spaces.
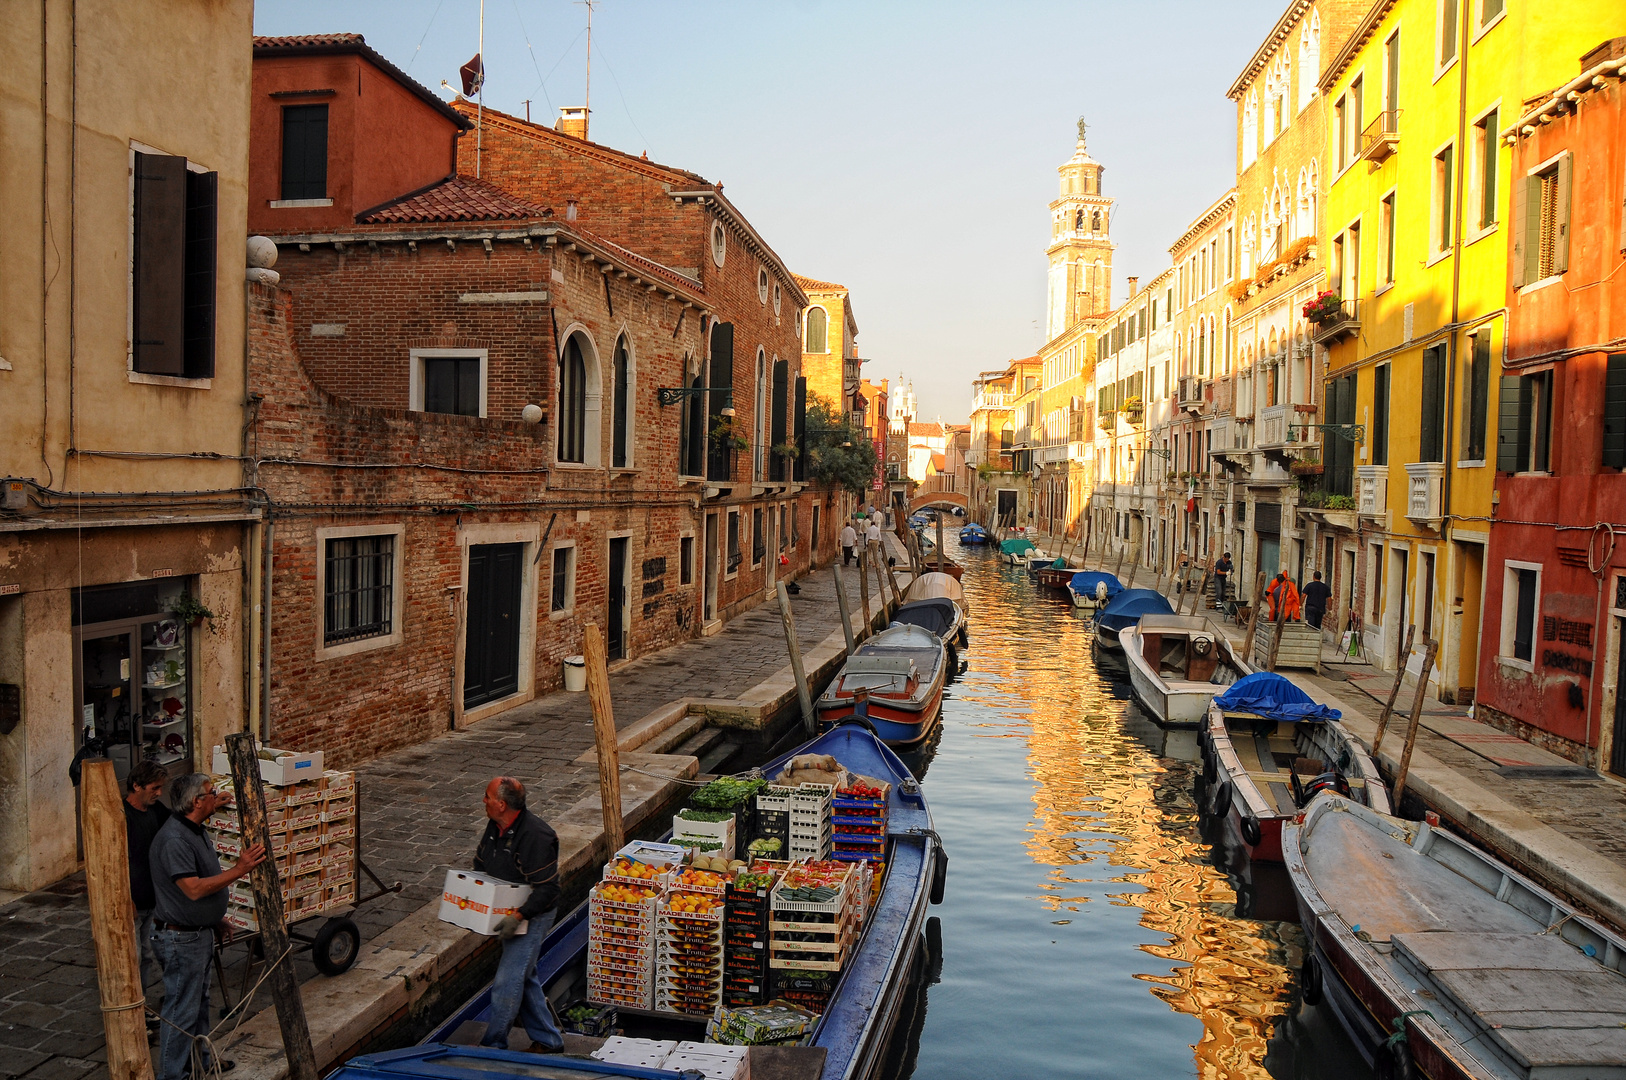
xmin=680 ymin=536 xmax=694 ymax=586
xmin=1371 ymin=544 xmax=1385 ymax=618
xmin=550 ymin=545 xmax=576 ymax=613
xmin=558 ymin=336 xmax=588 ymax=463
xmin=711 ymin=221 xmax=727 ymax=267
xmin=1384 ymin=32 xmax=1401 ymax=118
xmin=1463 ymin=331 xmax=1491 ymax=462
xmin=1380 ymin=192 xmax=1397 ymax=284
xmin=1501 ymin=562 xmax=1540 ymax=666
xmin=681 ymin=368 xmax=706 ymax=476
xmin=726 ymin=511 xmax=741 ymax=575
xmin=804 ymin=306 xmax=828 ymax=353
xmin=280 ymin=104 xmax=328 ymax=200
xmin=758 ymin=267 xmax=769 ymax=304
xmin=1433 ymin=145 xmax=1455 ymax=253
xmin=1472 ymin=109 xmax=1498 ymax=231
xmin=323 ymin=534 xmax=394 ymax=645
xmin=752 ymin=508 xmax=765 ymax=566
xmin=1299 ymin=12 xmax=1321 ymax=111
xmin=1343 ymin=222 xmax=1361 ymax=300
xmin=1516 ymin=154 xmax=1572 ymax=285
xmin=132 ymin=152 xmax=217 ymax=378
xmin=1372 ymin=363 xmax=1391 ymax=465
xmin=1497 ymin=370 xmax=1553 ymax=473
xmin=1438 ymin=0 xmax=1459 ymax=68
xmin=811 ymin=504 xmax=821 ymax=553
xmin=1242 ymin=90 xmax=1258 ymax=168
xmin=423 ymin=356 xmax=481 ymax=417
xmin=1481 ymin=0 xmax=1504 ymax=27
xmin=1421 ymin=345 xmax=1447 ymax=462
xmin=770 ymin=358 xmax=789 ymax=482
xmin=1605 ymin=354 xmax=1626 ymax=470
xmin=779 ymin=505 xmax=788 ymax=551
xmin=1334 ymin=95 xmax=1348 ymax=172
xmin=611 ymin=336 xmax=632 ymax=468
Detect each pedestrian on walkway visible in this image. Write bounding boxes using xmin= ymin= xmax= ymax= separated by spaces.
xmin=124 ymin=759 xmax=171 ymax=1033
xmin=865 ymin=518 xmax=882 ymax=552
xmin=475 ymin=777 xmax=563 ymax=1053
xmin=1265 ymin=571 xmax=1302 ymax=622
xmin=840 ymin=522 xmax=857 ymax=565
xmin=1214 ymin=552 xmax=1233 ymax=604
xmin=1302 ymin=570 xmax=1332 ymax=629
xmin=150 ymin=774 xmax=265 ymax=1080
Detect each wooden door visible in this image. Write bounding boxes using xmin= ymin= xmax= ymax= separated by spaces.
xmin=464 ymin=543 xmax=523 ymax=708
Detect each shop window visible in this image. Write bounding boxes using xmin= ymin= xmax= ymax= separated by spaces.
xmin=280 ymin=104 xmax=328 ymax=200
xmin=550 ymin=544 xmax=576 ymax=613
xmin=324 ymin=535 xmax=395 ymax=645
xmin=132 ymin=152 xmax=217 ymax=379
xmin=1500 ymin=561 xmax=1540 ymax=667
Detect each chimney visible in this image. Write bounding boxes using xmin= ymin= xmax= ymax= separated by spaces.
xmin=555 ymin=107 xmax=589 ymax=141
xmin=1127 ymin=275 xmax=1139 ymax=296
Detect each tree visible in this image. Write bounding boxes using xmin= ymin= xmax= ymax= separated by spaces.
xmin=804 ymin=396 xmax=878 ymax=498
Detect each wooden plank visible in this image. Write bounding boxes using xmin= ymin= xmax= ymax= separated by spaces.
xmin=1495 ymin=1024 xmax=1626 ymax=1069
xmin=583 ymin=623 xmax=625 ymax=855
xmin=81 ymin=761 xmax=154 ymax=1080
xmin=1429 ymin=967 xmax=1626 ymax=1017
xmin=1394 ymin=931 xmax=1599 ymax=974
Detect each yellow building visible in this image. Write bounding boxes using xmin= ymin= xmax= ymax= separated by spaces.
xmin=795 ymin=275 xmax=861 ymax=416
xmin=0 ymin=0 xmax=257 ymax=890
xmin=1315 ymin=0 xmax=1612 ymax=699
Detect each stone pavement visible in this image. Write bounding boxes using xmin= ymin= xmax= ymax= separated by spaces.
xmin=0 ymin=558 xmax=892 ymax=1080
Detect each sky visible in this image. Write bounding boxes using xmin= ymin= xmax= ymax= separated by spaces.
xmin=253 ymin=0 xmax=1287 ymax=422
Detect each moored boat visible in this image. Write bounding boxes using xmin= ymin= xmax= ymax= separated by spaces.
xmin=1200 ymin=672 xmax=1389 ymax=862
xmin=1034 ymin=559 xmax=1076 ymax=589
xmin=999 ymin=536 xmax=1039 ymax=565
xmin=1091 ymin=588 xmax=1174 ymax=650
xmin=957 ymin=523 xmax=990 ymax=545
xmin=816 ymin=624 xmax=947 ymax=746
xmin=1118 ymin=613 xmax=1250 ymax=727
xmin=895 ymin=572 xmax=969 ymax=653
xmin=1068 ymin=570 xmax=1123 ymax=610
xmin=902 ymin=571 xmax=969 ymax=618
xmin=412 ymin=722 xmax=944 ymax=1080
xmin=1283 ymin=793 xmax=1626 ymax=1080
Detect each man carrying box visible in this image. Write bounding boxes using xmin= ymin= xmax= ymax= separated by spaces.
xmin=475 ymin=776 xmax=563 ymax=1053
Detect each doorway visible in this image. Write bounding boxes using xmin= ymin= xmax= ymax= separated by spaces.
xmin=704 ymin=513 xmax=719 ymax=622
xmin=1452 ymin=542 xmax=1483 ymax=703
xmin=608 ymin=537 xmax=629 ymax=661
xmin=464 ymin=543 xmax=523 ymax=708
xmin=1611 ymin=617 xmax=1626 ymax=776
xmin=996 ymin=488 xmax=1017 ymax=527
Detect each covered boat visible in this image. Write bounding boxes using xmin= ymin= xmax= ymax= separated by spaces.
xmin=417 ymin=722 xmax=945 ymax=1080
xmin=958 ymin=523 xmax=990 ymax=545
xmin=1200 ymin=672 xmax=1389 ymax=862
xmin=816 ymin=624 xmax=947 ymax=746
xmin=1118 ymin=613 xmax=1251 ymax=727
xmin=1092 ymin=588 xmax=1174 ymax=650
xmin=902 ymin=571 xmax=969 ymax=620
xmin=999 ymin=536 xmax=1039 ymax=565
xmin=1068 ymin=570 xmax=1123 ymax=610
xmin=1284 ymin=793 xmax=1626 ymax=1080
xmin=888 ymin=598 xmax=966 ymax=657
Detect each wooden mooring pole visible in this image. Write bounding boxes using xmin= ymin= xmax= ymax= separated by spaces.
xmin=1371 ymin=625 xmax=1417 ymax=761
xmin=81 ymin=760 xmax=156 ymax=1080
xmin=1242 ymin=572 xmax=1268 ymax=664
xmin=582 ymin=623 xmax=625 ymax=855
xmin=776 ymin=582 xmax=816 ymax=734
xmin=857 ymin=551 xmax=872 ymax=640
xmin=1392 ymin=639 xmax=1440 ymax=809
xmin=831 ymin=562 xmax=856 ymax=656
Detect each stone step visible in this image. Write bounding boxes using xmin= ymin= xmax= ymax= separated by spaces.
xmin=697 ymin=740 xmax=741 ymax=776
xmin=641 ymin=713 xmax=709 ymax=756
xmin=673 ymin=723 xmax=726 ymax=761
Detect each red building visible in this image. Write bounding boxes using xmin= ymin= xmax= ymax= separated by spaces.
xmin=1474 ymin=42 xmax=1626 ymax=772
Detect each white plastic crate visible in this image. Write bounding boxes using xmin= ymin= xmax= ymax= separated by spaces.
xmin=591 ymin=1037 xmax=673 ymax=1068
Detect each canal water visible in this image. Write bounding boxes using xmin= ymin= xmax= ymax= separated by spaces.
xmin=876 ymin=534 xmax=1373 ymax=1079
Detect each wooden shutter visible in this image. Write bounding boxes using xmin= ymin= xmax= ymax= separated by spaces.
xmin=1512 ymin=173 xmax=1536 ymax=287
xmin=280 ymin=104 xmax=328 ymax=200
xmin=1421 ymin=347 xmax=1445 ymax=462
xmin=1603 ymin=354 xmax=1626 ymax=469
xmin=1496 ymin=374 xmax=1522 ymax=472
xmin=793 ymin=376 xmax=807 ymax=481
xmin=132 ymin=152 xmax=186 ymax=375
xmin=1554 ymin=152 xmax=1573 ymax=275
xmin=708 ymin=322 xmax=734 ymax=481
xmin=1467 ymin=332 xmax=1491 ymax=461
xmin=183 ymin=169 xmax=217 ymax=378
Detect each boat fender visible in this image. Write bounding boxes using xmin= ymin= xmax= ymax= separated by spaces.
xmin=930 ymin=845 xmax=948 ymax=905
xmin=1375 ymin=1028 xmax=1419 ymax=1080
xmin=835 ymin=715 xmax=880 ymax=737
xmin=1210 ymin=781 xmax=1233 ymax=819
xmin=1241 ymin=815 xmax=1263 ymax=848
xmin=1300 ymin=955 xmax=1323 ymax=1006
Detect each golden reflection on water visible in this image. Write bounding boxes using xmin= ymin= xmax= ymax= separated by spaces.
xmin=963 ymin=565 xmax=1301 ymax=1079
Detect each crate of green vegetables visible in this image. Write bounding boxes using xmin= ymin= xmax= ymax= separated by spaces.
xmin=558 ymin=999 xmax=616 ymax=1038
xmin=686 ymin=777 xmax=765 ymax=837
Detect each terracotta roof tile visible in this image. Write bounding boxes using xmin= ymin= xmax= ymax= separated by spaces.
xmin=792 ymin=274 xmax=846 ymax=292
xmin=908 ymin=422 xmax=944 ymax=438
xmin=253 ymin=33 xmax=366 ymax=48
xmin=252 ymin=34 xmax=472 ymax=130
xmin=357 ymin=175 xmax=549 ymax=224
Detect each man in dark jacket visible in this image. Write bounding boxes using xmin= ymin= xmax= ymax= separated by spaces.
xmin=474 ymin=777 xmax=563 ymax=1053
xmin=1302 ymin=570 xmax=1333 ymax=629
xmin=124 ymin=760 xmax=171 ymax=1035
xmin=1213 ymin=552 xmax=1233 ymax=605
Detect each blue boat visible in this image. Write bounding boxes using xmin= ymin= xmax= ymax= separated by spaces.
xmin=957 ymin=523 xmax=990 ymax=545
xmin=405 ymin=722 xmax=943 ymax=1080
xmin=816 ymin=625 xmax=947 ymax=746
xmin=1092 ymin=588 xmax=1174 ymax=651
xmin=1067 ymin=570 xmax=1123 ymax=610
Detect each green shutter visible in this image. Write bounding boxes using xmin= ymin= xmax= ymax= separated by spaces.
xmin=1421 ymin=347 xmax=1445 ymax=463
xmin=1496 ymin=373 xmax=1522 ymax=472
xmin=1603 ymin=354 xmax=1626 ymax=469
xmin=1554 ymin=152 xmax=1573 ymax=275
xmin=1512 ymin=174 xmax=1538 ymax=288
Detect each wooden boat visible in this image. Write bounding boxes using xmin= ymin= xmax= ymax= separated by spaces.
xmin=1283 ymin=793 xmax=1626 ymax=1080
xmin=412 ymin=722 xmax=944 ymax=1080
xmin=1034 ymin=561 xmax=1076 ymax=589
xmin=957 ymin=523 xmax=990 ymax=545
xmin=1068 ymin=570 xmax=1123 ymax=610
xmin=1200 ymin=674 xmax=1389 ymax=862
xmin=1092 ymin=588 xmax=1174 ymax=651
xmin=893 ymin=572 xmax=969 ymax=654
xmin=816 ymin=624 xmax=947 ymax=746
xmin=999 ymin=537 xmax=1040 ymax=565
xmin=902 ymin=571 xmax=969 ymax=620
xmin=1118 ymin=614 xmax=1251 ymax=727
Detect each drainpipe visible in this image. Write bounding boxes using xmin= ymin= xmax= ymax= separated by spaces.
xmin=260 ymin=516 xmax=273 ymax=742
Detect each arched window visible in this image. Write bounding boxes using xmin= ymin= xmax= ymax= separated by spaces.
xmin=770 ymin=358 xmax=789 ymax=481
xmin=1299 ymin=10 xmax=1321 ymax=111
xmin=681 ymin=361 xmax=705 ymax=477
xmin=1223 ymin=308 xmax=1233 ymax=374
xmin=754 ymin=350 xmax=767 ymax=480
xmin=1241 ymin=216 xmax=1256 ymax=277
xmin=611 ymin=335 xmax=631 ymax=469
xmin=1242 ymin=91 xmax=1259 ymax=167
xmin=1075 ymin=208 xmax=1084 ymax=230
xmin=1207 ymin=319 xmax=1217 ymax=376
xmin=1197 ymin=324 xmax=1206 ymax=376
xmin=1092 ymin=209 xmax=1102 ymax=232
xmin=558 ymin=335 xmax=588 ymax=464
xmin=1307 ymin=159 xmax=1319 ymax=237
xmin=804 ymin=306 xmax=828 ymax=353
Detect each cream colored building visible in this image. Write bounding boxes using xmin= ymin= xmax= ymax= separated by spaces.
xmin=0 ymin=0 xmax=257 ymax=891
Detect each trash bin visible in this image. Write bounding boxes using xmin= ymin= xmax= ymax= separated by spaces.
xmin=563 ymin=655 xmax=587 ymax=692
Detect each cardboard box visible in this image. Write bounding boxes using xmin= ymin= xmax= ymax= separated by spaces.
xmin=438 ymin=869 xmax=532 ymax=936
xmin=212 ymin=746 xmax=324 ymax=787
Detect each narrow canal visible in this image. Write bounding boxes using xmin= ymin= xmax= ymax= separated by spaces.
xmin=876 ymin=533 xmax=1372 ymax=1079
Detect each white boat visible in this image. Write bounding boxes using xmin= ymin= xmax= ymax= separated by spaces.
xmin=1118 ymin=613 xmax=1251 ymax=727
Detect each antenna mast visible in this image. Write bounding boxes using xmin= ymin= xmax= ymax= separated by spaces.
xmin=476 ymin=0 xmax=485 ymax=176
xmin=580 ymin=0 xmax=596 ymax=138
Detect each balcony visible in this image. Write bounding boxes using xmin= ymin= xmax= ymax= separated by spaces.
xmin=1177 ymin=376 xmax=1205 ymax=415
xmin=1404 ymin=462 xmax=1445 ymax=528
xmin=972 ymin=390 xmax=1011 ymax=412
xmin=1360 ymin=109 xmax=1401 ymax=165
xmin=1310 ymin=298 xmax=1360 ymax=346
xmin=1357 ymin=465 xmax=1388 ymax=522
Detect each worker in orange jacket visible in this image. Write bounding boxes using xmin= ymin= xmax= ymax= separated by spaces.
xmin=1265 ymin=571 xmax=1302 ymax=621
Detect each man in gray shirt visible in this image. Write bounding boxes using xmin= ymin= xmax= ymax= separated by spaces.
xmin=149 ymin=774 xmax=264 ymax=1080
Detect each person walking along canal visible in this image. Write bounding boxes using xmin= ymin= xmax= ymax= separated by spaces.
xmin=474 ymin=777 xmax=563 ymax=1053
xmin=150 ymin=774 xmax=265 ymax=1080
xmin=1301 ymin=571 xmax=1331 ymax=630
xmin=841 ymin=521 xmax=858 ymax=566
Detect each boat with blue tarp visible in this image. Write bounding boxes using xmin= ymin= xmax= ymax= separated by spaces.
xmin=1067 ymin=570 xmax=1123 ymax=610
xmin=405 ymin=722 xmax=943 ymax=1080
xmin=1091 ymin=588 xmax=1174 ymax=650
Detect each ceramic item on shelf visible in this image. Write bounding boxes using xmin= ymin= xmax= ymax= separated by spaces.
xmin=154 ymin=620 xmax=180 ymax=648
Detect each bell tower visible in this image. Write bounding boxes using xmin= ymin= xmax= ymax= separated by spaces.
xmin=1046 ymin=119 xmax=1115 ymax=339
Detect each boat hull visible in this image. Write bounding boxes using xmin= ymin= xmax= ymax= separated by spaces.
xmin=1119 ymin=621 xmax=1251 ymax=729
xmin=816 ymin=690 xmax=943 ymax=747
xmin=1094 ymin=622 xmax=1122 ymax=650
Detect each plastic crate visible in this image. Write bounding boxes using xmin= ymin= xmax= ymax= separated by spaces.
xmin=832 ymin=792 xmax=888 ymax=813
xmin=558 ymin=1000 xmax=617 ymax=1038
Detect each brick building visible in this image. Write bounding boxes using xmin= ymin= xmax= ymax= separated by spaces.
xmin=247 ymin=38 xmax=834 ymax=766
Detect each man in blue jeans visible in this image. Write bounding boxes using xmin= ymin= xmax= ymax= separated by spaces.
xmin=474 ymin=777 xmax=563 ymax=1052
xmin=149 ymin=774 xmax=265 ymax=1080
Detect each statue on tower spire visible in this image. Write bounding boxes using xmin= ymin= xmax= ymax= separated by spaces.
xmin=1076 ymin=116 xmax=1088 ymax=145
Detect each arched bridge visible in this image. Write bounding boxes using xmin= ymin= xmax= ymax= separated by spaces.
xmin=908 ymin=490 xmax=967 ymax=514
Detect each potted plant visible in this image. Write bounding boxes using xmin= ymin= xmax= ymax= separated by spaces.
xmin=1122 ymin=396 xmax=1144 ymax=422
xmin=169 ymin=593 xmax=214 ymax=627
xmin=772 ymin=442 xmax=800 ymax=460
xmin=711 ymin=417 xmax=748 ymax=453
xmin=1326 ymin=495 xmax=1357 ymax=511
xmin=1302 ymin=290 xmax=1344 ymax=324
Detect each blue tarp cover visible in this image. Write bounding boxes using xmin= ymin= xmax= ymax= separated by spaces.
xmin=1212 ymin=671 xmax=1342 ymax=723
xmin=1094 ymin=588 xmax=1174 ymax=631
xmin=959 ymin=524 xmax=988 ymax=537
xmin=1069 ymin=571 xmax=1123 ymax=598
xmin=1000 ymin=537 xmax=1036 ymax=555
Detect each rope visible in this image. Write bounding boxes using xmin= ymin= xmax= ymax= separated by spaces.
xmin=1385 ymin=1009 xmax=1436 ymax=1048
xmin=100 ymin=999 xmax=145 ymax=1012
xmin=146 ymin=942 xmax=294 ymax=1080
